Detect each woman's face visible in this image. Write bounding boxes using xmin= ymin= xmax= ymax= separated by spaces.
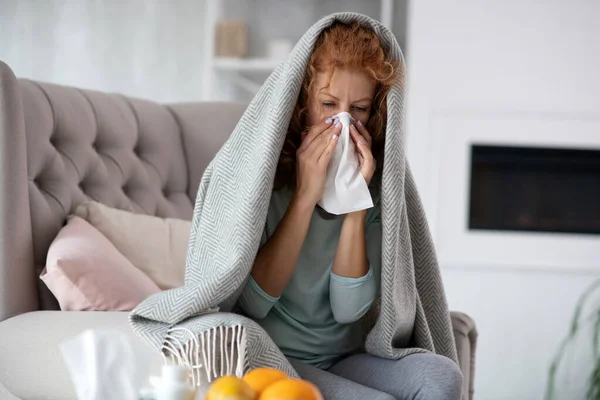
xmin=307 ymin=68 xmax=376 ymax=127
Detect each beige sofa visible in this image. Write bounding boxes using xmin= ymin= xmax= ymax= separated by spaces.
xmin=0 ymin=60 xmax=477 ymax=400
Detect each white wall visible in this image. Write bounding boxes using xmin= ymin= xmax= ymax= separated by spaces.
xmin=0 ymin=0 xmax=208 ymax=103
xmin=1 ymin=0 xmax=408 ymax=103
xmin=406 ymin=1 xmax=600 ymax=399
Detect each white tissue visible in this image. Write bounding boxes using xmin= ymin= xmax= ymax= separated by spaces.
xmin=317 ymin=112 xmax=374 ymax=215
xmin=60 ymin=329 xmax=154 ymax=400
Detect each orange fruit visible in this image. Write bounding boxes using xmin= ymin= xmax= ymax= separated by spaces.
xmin=243 ymin=368 xmax=288 ymax=394
xmin=205 ymin=375 xmax=256 ymax=400
xmin=258 ymin=378 xmax=323 ymax=400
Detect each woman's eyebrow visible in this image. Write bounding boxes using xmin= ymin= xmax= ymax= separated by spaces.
xmin=321 ymin=92 xmax=339 ymax=100
xmin=321 ymin=92 xmax=373 ymax=103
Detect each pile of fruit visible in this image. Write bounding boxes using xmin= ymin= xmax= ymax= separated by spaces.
xmin=205 ymin=367 xmax=323 ymax=400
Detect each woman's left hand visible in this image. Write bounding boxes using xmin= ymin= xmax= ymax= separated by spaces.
xmin=350 ymin=121 xmax=376 ymax=185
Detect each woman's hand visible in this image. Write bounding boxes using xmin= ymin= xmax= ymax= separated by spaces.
xmin=294 ymin=118 xmax=341 ymax=207
xmin=350 ymin=121 xmax=376 ymax=185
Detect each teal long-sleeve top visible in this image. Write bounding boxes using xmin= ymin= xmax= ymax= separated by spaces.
xmin=238 ymin=188 xmax=382 ymax=369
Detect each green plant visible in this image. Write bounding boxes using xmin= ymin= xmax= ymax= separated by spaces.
xmin=546 ymin=279 xmax=600 ymax=400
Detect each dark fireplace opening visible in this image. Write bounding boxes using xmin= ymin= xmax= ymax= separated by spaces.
xmin=469 ymin=145 xmax=600 ymax=235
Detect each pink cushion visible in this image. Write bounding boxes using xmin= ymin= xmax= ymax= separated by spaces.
xmin=40 ymin=216 xmax=161 ymax=311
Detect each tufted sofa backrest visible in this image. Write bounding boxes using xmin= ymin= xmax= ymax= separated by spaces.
xmin=0 ymin=61 xmax=247 ymax=320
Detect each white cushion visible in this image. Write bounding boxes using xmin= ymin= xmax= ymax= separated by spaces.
xmin=74 ymin=201 xmax=191 ymax=290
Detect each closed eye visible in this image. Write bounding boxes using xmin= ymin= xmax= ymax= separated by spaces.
xmin=353 ymin=105 xmax=368 ymax=112
xmin=322 ymin=102 xmax=335 ymax=108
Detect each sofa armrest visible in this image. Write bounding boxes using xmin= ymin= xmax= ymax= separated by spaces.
xmin=0 ymin=311 xmax=163 ymax=399
xmin=0 ymin=61 xmax=37 ymax=322
xmin=451 ymin=311 xmax=477 ymax=400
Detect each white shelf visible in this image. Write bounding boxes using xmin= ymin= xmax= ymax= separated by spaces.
xmin=203 ymin=0 xmax=397 ymax=100
xmin=212 ymin=57 xmax=283 ymax=72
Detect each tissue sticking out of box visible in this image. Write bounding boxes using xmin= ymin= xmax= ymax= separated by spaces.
xmin=60 ymin=329 xmax=155 ymax=400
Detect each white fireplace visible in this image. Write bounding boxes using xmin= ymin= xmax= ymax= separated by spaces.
xmin=428 ymin=112 xmax=600 ymax=272
xmin=404 ymin=2 xmax=600 ymax=398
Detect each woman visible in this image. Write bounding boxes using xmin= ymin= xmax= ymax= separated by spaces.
xmin=238 ymin=21 xmax=463 ymax=400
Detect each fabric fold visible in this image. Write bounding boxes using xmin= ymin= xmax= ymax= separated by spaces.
xmin=129 ymin=11 xmax=458 ymax=383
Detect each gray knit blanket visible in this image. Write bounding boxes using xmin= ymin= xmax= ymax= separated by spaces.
xmin=130 ymin=12 xmax=457 ymax=385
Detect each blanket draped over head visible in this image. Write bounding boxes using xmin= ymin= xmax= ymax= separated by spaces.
xmin=130 ymin=12 xmax=458 ymax=383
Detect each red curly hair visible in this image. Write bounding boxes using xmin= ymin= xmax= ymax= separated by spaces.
xmin=274 ymin=21 xmax=402 ymax=190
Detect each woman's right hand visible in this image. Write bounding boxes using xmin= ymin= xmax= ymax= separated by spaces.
xmin=294 ymin=118 xmax=341 ymax=207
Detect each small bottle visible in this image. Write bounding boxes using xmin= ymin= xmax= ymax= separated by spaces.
xmin=153 ymin=365 xmax=195 ymax=400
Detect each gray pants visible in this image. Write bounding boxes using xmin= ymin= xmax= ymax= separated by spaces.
xmin=290 ymin=353 xmax=463 ymax=400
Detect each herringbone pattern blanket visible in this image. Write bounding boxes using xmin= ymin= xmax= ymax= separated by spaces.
xmin=130 ymin=12 xmax=457 ymax=384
